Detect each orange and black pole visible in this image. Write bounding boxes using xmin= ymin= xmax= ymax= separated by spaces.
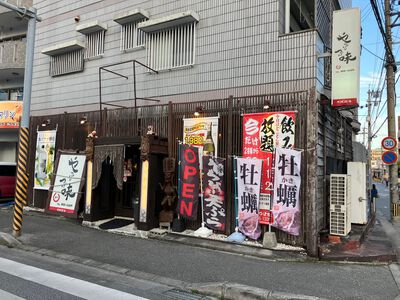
xmin=0 ymin=1 xmax=41 ymax=236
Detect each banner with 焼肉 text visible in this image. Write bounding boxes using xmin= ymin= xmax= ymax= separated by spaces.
xmin=272 ymin=147 xmax=302 ymax=236
xmin=202 ymin=156 xmax=226 ymax=231
xmin=177 ymin=144 xmax=200 ymax=220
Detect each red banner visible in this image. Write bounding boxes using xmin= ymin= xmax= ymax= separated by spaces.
xmin=177 ymin=144 xmax=200 ymax=220
xmin=242 ymin=111 xmax=296 ymax=224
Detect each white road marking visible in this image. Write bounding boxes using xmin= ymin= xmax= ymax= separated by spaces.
xmin=0 ymin=289 xmax=25 ymax=300
xmin=0 ymin=257 xmax=147 ymax=300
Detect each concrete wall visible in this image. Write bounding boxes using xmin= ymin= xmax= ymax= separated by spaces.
xmin=31 ymin=0 xmax=320 ymax=116
xmin=0 ymin=40 xmax=26 ymax=69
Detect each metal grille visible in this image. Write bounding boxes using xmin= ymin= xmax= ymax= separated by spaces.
xmin=330 ymin=174 xmax=349 ymax=236
xmin=120 ymin=21 xmax=146 ymax=51
xmin=49 ymin=50 xmax=84 ymax=77
xmin=147 ymin=22 xmax=196 ymax=71
xmin=85 ymin=30 xmax=105 ymax=59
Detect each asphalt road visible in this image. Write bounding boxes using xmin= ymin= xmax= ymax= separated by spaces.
xmin=0 ymin=208 xmax=398 ymax=300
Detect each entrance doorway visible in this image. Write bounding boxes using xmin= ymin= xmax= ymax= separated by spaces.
xmin=115 ymin=145 xmax=141 ymax=218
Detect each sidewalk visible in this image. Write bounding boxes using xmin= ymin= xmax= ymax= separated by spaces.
xmin=0 ymin=207 xmax=399 ymax=299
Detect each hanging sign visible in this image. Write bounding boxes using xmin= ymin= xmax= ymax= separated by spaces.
xmin=236 ymin=157 xmax=262 ymax=240
xmin=272 ymin=147 xmax=302 ymax=236
xmin=331 ymin=8 xmax=361 ymax=107
xmin=202 ymin=156 xmax=226 ymax=231
xmin=48 ymin=153 xmax=86 ymax=216
xmin=177 ymin=144 xmax=200 ymax=220
xmin=183 ymin=116 xmax=219 ymax=161
xmin=242 ymin=111 xmax=296 ymax=225
xmin=0 ymin=101 xmax=23 ymax=128
xmin=34 ymin=130 xmax=57 ymax=190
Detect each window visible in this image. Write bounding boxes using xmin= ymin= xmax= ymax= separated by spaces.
xmin=147 ymin=22 xmax=196 ymax=71
xmin=50 ymin=50 xmax=84 ymax=77
xmin=280 ymin=0 xmax=314 ymax=34
xmin=120 ymin=21 xmax=146 ymax=51
xmin=84 ymin=30 xmax=105 ymax=59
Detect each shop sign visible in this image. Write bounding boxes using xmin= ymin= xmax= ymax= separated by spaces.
xmin=331 ymin=8 xmax=361 ymax=107
xmin=177 ymin=144 xmax=200 ymax=220
xmin=183 ymin=116 xmax=219 ymax=165
xmin=242 ymin=111 xmax=296 ymax=225
xmin=48 ymin=153 xmax=86 ymax=215
xmin=34 ymin=130 xmax=57 ymax=190
xmin=0 ymin=101 xmax=23 ymax=128
xmin=272 ymin=147 xmax=302 ymax=236
xmin=202 ymin=156 xmax=226 ymax=231
xmin=236 ymin=157 xmax=262 ymax=240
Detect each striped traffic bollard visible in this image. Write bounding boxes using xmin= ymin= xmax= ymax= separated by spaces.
xmin=12 ymin=127 xmax=30 ymax=237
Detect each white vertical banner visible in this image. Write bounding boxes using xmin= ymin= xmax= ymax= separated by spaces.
xmin=331 ymin=8 xmax=361 ymax=107
xmin=236 ymin=157 xmax=262 ymax=240
xmin=272 ymin=147 xmax=302 ymax=236
xmin=34 ymin=130 xmax=57 ymax=190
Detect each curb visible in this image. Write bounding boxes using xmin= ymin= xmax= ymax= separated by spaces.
xmin=0 ymin=232 xmax=21 ymax=248
xmin=190 ymin=282 xmax=325 ymax=300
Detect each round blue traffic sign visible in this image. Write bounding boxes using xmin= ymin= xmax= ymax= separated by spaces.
xmin=382 ymin=151 xmax=398 ymax=165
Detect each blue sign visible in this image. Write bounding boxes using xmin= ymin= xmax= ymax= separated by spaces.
xmin=382 ymin=151 xmax=398 ymax=165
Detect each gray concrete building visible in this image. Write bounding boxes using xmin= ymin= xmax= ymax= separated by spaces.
xmin=31 ymin=0 xmax=352 ymax=116
xmin=0 ymin=0 xmax=31 ymax=162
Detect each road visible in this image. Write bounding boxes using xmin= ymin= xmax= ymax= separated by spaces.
xmin=0 ymin=208 xmax=398 ymax=299
xmin=0 ymin=245 xmax=208 ymax=300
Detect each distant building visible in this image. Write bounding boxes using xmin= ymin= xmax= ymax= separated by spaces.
xmin=0 ymin=0 xmax=31 ymax=162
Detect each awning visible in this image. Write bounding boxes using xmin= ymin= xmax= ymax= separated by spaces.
xmin=113 ymin=8 xmax=149 ymax=25
xmin=76 ymin=20 xmax=107 ymax=35
xmin=41 ymin=40 xmax=85 ymax=56
xmin=138 ymin=11 xmax=199 ymax=32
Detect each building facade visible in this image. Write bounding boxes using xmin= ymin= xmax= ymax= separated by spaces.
xmin=0 ymin=0 xmax=31 ymax=162
xmin=29 ymin=0 xmax=356 ymax=255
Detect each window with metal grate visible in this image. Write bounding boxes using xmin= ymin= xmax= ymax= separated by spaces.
xmin=146 ymin=22 xmax=196 ymax=71
xmin=120 ymin=21 xmax=146 ymax=51
xmin=49 ymin=50 xmax=84 ymax=77
xmin=84 ymin=30 xmax=105 ymax=59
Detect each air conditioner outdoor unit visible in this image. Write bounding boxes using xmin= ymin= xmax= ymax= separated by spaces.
xmin=330 ymin=174 xmax=351 ymax=236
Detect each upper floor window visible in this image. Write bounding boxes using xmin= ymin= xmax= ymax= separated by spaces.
xmin=280 ymin=0 xmax=314 ymax=34
xmin=113 ymin=9 xmax=149 ymax=52
xmin=42 ymin=40 xmax=85 ymax=77
xmin=76 ymin=21 xmax=107 ymax=59
xmin=138 ymin=11 xmax=199 ymax=71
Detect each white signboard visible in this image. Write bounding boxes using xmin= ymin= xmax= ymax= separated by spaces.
xmin=332 ymin=8 xmax=361 ymax=107
xmin=49 ymin=154 xmax=86 ymax=214
xmin=272 ymin=147 xmax=302 ymax=236
xmin=34 ymin=130 xmax=57 ymax=190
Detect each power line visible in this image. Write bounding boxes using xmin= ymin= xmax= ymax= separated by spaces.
xmin=372 ymin=116 xmax=388 ymax=137
xmin=362 ymin=44 xmax=385 ymax=60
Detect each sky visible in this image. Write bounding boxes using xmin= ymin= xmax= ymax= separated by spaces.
xmin=352 ymin=0 xmax=400 ymax=149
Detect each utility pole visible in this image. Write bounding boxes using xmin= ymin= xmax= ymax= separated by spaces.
xmin=367 ymin=90 xmax=372 ymax=194
xmin=0 ymin=1 xmax=41 ymax=236
xmin=384 ymin=0 xmax=399 ymax=217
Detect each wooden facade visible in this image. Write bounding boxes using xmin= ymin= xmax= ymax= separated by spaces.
xmin=27 ymin=90 xmax=353 ymax=252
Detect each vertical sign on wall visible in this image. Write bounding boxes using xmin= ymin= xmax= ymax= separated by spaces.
xmin=202 ymin=156 xmax=226 ymax=231
xmin=242 ymin=112 xmax=296 ymax=225
xmin=177 ymin=144 xmax=200 ymax=220
xmin=332 ymin=8 xmax=361 ymax=107
xmin=236 ymin=157 xmax=262 ymax=240
xmin=48 ymin=153 xmax=86 ymax=215
xmin=34 ymin=130 xmax=57 ymax=190
xmin=272 ymin=147 xmax=302 ymax=236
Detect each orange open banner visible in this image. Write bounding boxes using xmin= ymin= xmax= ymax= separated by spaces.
xmin=0 ymin=101 xmax=23 ymax=129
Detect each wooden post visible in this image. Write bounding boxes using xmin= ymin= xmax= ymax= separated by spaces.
xmin=168 ymin=101 xmax=173 ymax=157
xmin=306 ymin=87 xmax=318 ymax=257
xmin=225 ymin=95 xmax=234 ymax=235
